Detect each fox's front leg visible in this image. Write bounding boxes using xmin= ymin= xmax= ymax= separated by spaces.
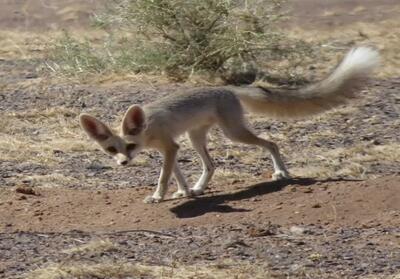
xmin=144 ymin=143 xmax=178 ymax=204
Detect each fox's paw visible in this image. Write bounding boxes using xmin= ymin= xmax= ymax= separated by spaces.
xmin=272 ymin=170 xmax=291 ymax=181
xmin=172 ymin=190 xmax=190 ymax=199
xmin=189 ymin=188 xmax=204 ymax=196
xmin=143 ymin=195 xmax=163 ymax=204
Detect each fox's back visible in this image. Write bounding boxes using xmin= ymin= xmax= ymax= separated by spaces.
xmin=143 ymin=87 xmax=241 ymax=136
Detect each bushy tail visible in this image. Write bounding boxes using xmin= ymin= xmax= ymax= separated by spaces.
xmin=233 ymin=47 xmax=380 ymax=119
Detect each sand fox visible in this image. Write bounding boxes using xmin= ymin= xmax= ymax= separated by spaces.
xmin=80 ymin=47 xmax=379 ymax=203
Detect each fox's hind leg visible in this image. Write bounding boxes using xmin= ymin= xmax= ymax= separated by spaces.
xmin=188 ymin=125 xmax=215 ymax=196
xmin=171 ymin=161 xmax=190 ymax=199
xmin=218 ymin=112 xmax=290 ymax=180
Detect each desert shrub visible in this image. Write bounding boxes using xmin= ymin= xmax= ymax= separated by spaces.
xmin=46 ymin=32 xmax=107 ymax=74
xmin=47 ymin=0 xmax=314 ymax=83
xmin=47 ymin=31 xmax=167 ymax=75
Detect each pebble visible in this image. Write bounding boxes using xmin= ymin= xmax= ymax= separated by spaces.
xmin=290 ymin=226 xmax=306 ymax=235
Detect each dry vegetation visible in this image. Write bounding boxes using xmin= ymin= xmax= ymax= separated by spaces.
xmin=289 ymin=142 xmax=400 ymax=179
xmin=27 ymin=239 xmax=271 ymax=279
xmin=62 ymin=239 xmax=118 ymax=255
xmin=25 ymin=237 xmax=400 ymax=279
xmin=1 ymin=107 xmax=85 ymax=162
xmin=44 ymin=0 xmax=317 ymax=83
xmin=28 ymin=261 xmax=273 ymax=279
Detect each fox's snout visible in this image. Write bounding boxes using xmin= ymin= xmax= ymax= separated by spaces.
xmin=115 ymin=153 xmax=130 ymax=166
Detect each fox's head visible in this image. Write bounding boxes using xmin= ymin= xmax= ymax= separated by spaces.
xmin=79 ymin=105 xmax=146 ymax=166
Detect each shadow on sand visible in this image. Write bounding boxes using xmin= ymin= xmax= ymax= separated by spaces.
xmin=170 ymin=177 xmax=360 ymax=218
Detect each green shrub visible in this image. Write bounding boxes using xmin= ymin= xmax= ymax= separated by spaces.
xmin=47 ymin=0 xmax=314 ymax=83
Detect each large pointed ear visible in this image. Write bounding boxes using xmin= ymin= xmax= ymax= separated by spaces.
xmin=79 ymin=113 xmax=113 ymax=141
xmin=121 ymin=105 xmax=146 ymax=136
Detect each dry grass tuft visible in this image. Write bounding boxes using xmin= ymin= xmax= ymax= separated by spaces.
xmin=27 ymin=262 xmax=146 ymax=279
xmin=26 ymin=257 xmax=400 ymax=279
xmin=19 ymin=174 xmax=81 ymax=188
xmin=27 ymin=260 xmax=272 ymax=279
xmin=0 ymin=107 xmax=89 ymax=164
xmin=213 ymin=168 xmax=256 ymax=185
xmin=0 ymin=31 xmax=48 ymax=60
xmin=63 ymin=239 xmax=118 ymax=255
xmin=290 ymin=143 xmax=400 ymax=179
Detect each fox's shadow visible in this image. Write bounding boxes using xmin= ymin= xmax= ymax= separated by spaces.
xmin=170 ymin=178 xmax=358 ymax=218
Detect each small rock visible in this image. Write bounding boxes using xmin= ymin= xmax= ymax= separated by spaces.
xmin=371 ymin=139 xmax=381 ymax=145
xmin=290 ymin=225 xmax=305 ymax=235
xmin=53 ymin=149 xmax=64 ymax=156
xmin=303 ymin=188 xmax=313 ymax=193
xmin=308 ymin=253 xmax=322 ymax=261
xmin=343 ymin=255 xmax=353 ymax=260
xmin=34 ymin=210 xmax=43 ymax=216
xmin=15 ymin=186 xmax=37 ymax=196
xmin=247 ymin=227 xmax=276 ymax=237
xmin=226 ymin=154 xmax=234 ymax=160
xmin=312 ymin=203 xmax=322 ymax=208
xmin=21 ymin=178 xmax=32 ymax=184
xmin=224 ymin=239 xmax=250 ymax=249
xmin=25 ymin=73 xmax=38 ymax=79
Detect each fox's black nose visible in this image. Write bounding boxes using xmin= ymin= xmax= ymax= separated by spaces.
xmin=120 ymin=161 xmax=128 ymax=166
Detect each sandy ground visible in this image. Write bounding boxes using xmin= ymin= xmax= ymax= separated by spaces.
xmin=1 ymin=177 xmax=399 ymax=232
xmin=0 ymin=1 xmax=399 ymax=278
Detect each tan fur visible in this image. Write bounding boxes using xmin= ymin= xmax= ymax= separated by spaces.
xmin=234 ymin=47 xmax=380 ymax=118
xmin=80 ymin=47 xmax=379 ymax=203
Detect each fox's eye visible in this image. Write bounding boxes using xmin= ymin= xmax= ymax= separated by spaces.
xmin=106 ymin=146 xmax=117 ymax=154
xmin=126 ymin=143 xmax=136 ymax=151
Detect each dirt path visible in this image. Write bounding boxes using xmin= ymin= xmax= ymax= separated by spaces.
xmin=1 ymin=177 xmax=399 ymax=233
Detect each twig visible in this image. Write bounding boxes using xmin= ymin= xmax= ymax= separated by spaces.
xmin=330 ymin=203 xmax=338 ymax=225
xmin=99 ymin=229 xmax=177 ymax=238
